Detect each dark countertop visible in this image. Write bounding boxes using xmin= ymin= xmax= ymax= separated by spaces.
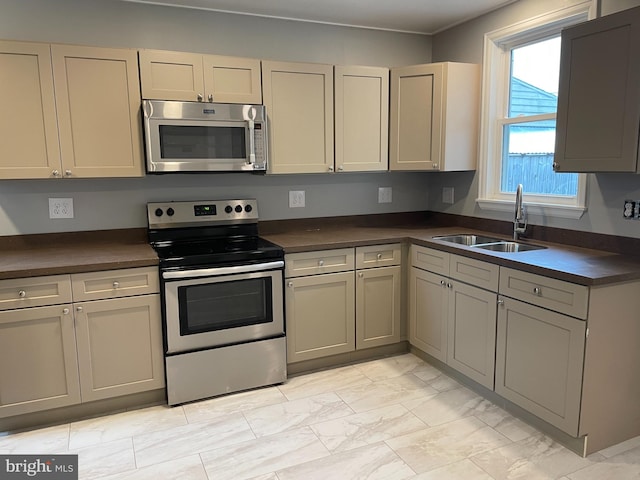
xmin=0 ymin=229 xmax=158 ymax=280
xmin=2 ymin=220 xmax=640 ymax=286
xmin=261 ymin=224 xmax=640 ymax=286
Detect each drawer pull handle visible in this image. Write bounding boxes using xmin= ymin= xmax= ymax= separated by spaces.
xmin=18 ymin=290 xmax=26 ymax=298
xmin=113 ymin=281 xmax=120 ymax=289
xmin=533 ymin=287 xmax=542 ymax=296
xmin=377 ymin=253 xmax=382 ymax=260
xmin=318 ymin=260 xmax=324 ymax=266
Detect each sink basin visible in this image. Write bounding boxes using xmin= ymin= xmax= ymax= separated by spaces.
xmin=432 ymin=234 xmax=503 ymax=246
xmin=472 ymin=241 xmax=547 ymax=252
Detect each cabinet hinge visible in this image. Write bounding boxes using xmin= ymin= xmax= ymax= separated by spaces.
xmin=586 ymin=327 xmax=589 ymax=339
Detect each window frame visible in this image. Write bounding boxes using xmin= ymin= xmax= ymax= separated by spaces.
xmin=477 ymin=1 xmax=595 ymax=219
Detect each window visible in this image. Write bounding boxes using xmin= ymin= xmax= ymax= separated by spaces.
xmin=477 ymin=2 xmax=594 ymax=219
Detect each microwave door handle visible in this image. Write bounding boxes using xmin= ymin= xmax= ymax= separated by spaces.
xmin=247 ymin=119 xmax=256 ymax=165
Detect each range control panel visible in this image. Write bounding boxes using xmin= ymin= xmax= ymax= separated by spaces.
xmin=147 ymin=199 xmax=259 ymax=228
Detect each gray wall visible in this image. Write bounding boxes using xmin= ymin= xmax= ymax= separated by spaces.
xmin=430 ymin=0 xmax=640 ymax=238
xmin=0 ymin=0 xmax=432 ymax=235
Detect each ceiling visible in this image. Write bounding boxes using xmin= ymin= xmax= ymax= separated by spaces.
xmin=121 ymin=0 xmax=519 ymax=35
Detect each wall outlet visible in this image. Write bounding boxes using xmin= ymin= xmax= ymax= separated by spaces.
xmin=49 ymin=198 xmax=74 ymax=219
xmin=442 ymin=187 xmax=455 ymax=204
xmin=623 ymin=200 xmax=640 ymax=219
xmin=289 ymin=190 xmax=305 ymax=208
xmin=378 ymin=187 xmax=392 ymax=204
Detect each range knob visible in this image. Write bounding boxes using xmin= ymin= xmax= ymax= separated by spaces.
xmin=245 ymin=204 xmax=253 ymax=213
xmin=235 ymin=205 xmax=243 ymax=213
xmin=166 ymin=208 xmax=175 ymax=216
xmin=154 ymin=208 xmax=163 ymax=217
xmin=225 ymin=205 xmax=233 ymax=214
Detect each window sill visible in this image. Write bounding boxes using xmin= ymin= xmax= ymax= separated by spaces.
xmin=476 ymin=198 xmax=586 ymax=219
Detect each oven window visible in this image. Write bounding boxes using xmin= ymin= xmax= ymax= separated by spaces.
xmin=159 ymin=125 xmax=246 ymax=159
xmin=177 ymin=277 xmax=272 ymax=335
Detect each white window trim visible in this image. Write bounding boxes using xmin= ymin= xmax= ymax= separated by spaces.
xmin=477 ymin=1 xmax=596 ymax=220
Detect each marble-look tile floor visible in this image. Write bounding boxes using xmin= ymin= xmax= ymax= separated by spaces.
xmin=2 ymin=353 xmax=640 ymax=479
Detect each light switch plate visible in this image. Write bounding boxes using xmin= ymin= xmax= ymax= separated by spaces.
xmin=49 ymin=198 xmax=74 ymax=219
xmin=289 ymin=191 xmax=305 ymax=208
xmin=442 ymin=187 xmax=454 ymax=204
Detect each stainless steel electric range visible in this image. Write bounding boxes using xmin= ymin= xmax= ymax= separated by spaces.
xmin=147 ymin=199 xmax=286 ymax=406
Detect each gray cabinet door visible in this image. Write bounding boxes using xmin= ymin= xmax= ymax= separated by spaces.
xmin=495 ymin=297 xmax=585 ymax=436
xmin=447 ymin=281 xmax=497 ymax=390
xmin=555 ymin=6 xmax=640 ymax=172
xmin=409 ymin=267 xmax=448 ymax=362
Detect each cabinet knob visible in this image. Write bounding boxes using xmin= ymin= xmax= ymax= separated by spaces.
xmin=76 ymin=306 xmax=83 ymax=312
xmin=497 ymin=299 xmax=505 ymax=307
xmin=447 ymin=282 xmax=453 ymax=289
xmin=197 ymin=93 xmax=203 ymax=102
xmin=318 ymin=260 xmax=324 ymax=266
xmin=533 ymin=287 xmax=542 ymax=296
xmin=18 ymin=290 xmax=26 ymax=298
xmin=64 ymin=169 xmax=72 ymax=177
xmin=440 ymin=279 xmax=446 ymax=286
xmin=338 ymin=165 xmax=344 ymax=171
xmin=552 ymin=162 xmax=559 ymax=171
xmin=358 ymin=272 xmax=364 ymax=278
xmin=328 ymin=166 xmax=334 ymax=172
xmin=376 ymin=253 xmax=382 ymax=260
xmin=63 ymin=308 xmax=70 ymax=315
xmin=287 ymin=282 xmax=293 ymax=288
xmin=113 ymin=281 xmax=120 ymax=289
xmin=52 ymin=170 xmax=60 ymax=177
xmin=208 ymin=94 xmax=213 ymax=102
xmin=432 ymin=164 xmax=439 ymax=170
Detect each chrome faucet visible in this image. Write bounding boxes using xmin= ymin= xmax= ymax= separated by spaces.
xmin=513 ymin=183 xmax=527 ymax=240
xmin=514 ymin=183 xmax=527 ymax=240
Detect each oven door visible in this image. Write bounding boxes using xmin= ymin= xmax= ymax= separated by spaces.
xmin=162 ymin=261 xmax=284 ymax=354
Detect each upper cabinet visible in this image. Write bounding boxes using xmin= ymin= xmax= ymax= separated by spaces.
xmin=389 ymin=62 xmax=480 ymax=171
xmin=554 ymin=6 xmax=640 ymax=173
xmin=335 ymin=66 xmax=389 ymax=172
xmin=0 ymin=41 xmax=144 ymax=179
xmin=139 ymin=49 xmax=262 ymax=104
xmin=262 ymin=60 xmax=334 ymax=174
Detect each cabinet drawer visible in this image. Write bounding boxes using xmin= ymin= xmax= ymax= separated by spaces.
xmin=71 ymin=267 xmax=160 ymax=301
xmin=450 ymin=254 xmax=499 ymax=292
xmin=355 ymin=243 xmax=401 ymax=269
xmin=410 ymin=245 xmax=449 ymax=276
xmin=499 ymin=267 xmax=588 ymax=319
xmin=285 ymin=248 xmax=355 ymax=277
xmin=0 ymin=275 xmax=72 ymax=310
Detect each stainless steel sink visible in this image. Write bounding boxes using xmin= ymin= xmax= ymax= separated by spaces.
xmin=472 ymin=241 xmax=546 ymax=252
xmin=432 ymin=234 xmax=503 ymax=246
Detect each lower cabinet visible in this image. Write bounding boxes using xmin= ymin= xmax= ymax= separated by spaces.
xmin=286 ymin=244 xmax=402 ymax=363
xmin=495 ymin=296 xmax=585 ymax=436
xmin=0 ymin=267 xmax=163 ymax=419
xmin=409 ymin=246 xmax=498 ymax=390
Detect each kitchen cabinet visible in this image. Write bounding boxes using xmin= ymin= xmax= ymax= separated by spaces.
xmin=409 ymin=246 xmax=498 ymax=389
xmin=138 ymin=49 xmax=262 ymax=104
xmin=554 ymin=6 xmax=640 ymax=173
xmin=355 ymin=244 xmax=401 ymax=349
xmin=335 ymin=66 xmax=389 ymax=172
xmin=389 ymin=62 xmax=480 ymax=171
xmin=285 ymin=244 xmax=402 ymax=363
xmin=0 ymin=41 xmax=144 ymax=179
xmin=0 ymin=267 xmax=163 ymax=418
xmin=285 ymin=249 xmax=356 ymax=363
xmin=263 ymin=60 xmax=334 ymax=174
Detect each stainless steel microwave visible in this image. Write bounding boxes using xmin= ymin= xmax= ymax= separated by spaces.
xmin=143 ymin=100 xmax=268 ymax=173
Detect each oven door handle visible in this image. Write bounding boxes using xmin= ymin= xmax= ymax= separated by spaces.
xmin=162 ymin=260 xmax=284 ymax=280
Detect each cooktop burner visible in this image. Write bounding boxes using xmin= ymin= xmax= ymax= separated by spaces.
xmin=147 ymin=199 xmax=283 ymax=269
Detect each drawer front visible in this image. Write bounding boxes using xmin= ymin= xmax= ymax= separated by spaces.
xmin=0 ymin=275 xmax=72 ymax=310
xmin=499 ymin=267 xmax=589 ymax=319
xmin=355 ymin=243 xmax=402 ymax=269
xmin=410 ymin=245 xmax=450 ymax=276
xmin=71 ymin=267 xmax=160 ymax=301
xmin=285 ymin=248 xmax=355 ymax=277
xmin=450 ymin=254 xmax=499 ymax=292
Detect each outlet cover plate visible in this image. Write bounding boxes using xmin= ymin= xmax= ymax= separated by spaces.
xmin=442 ymin=187 xmax=454 ymax=204
xmin=378 ymin=187 xmax=392 ymax=204
xmin=49 ymin=198 xmax=74 ymax=219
